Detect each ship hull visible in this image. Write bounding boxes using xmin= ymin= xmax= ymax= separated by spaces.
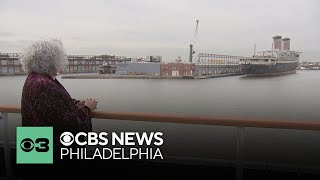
xmin=240 ymin=62 xmax=298 ymax=76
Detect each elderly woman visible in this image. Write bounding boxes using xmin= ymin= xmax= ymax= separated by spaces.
xmin=20 ymin=39 xmax=97 ymax=142
xmin=18 ymin=39 xmax=98 ymax=178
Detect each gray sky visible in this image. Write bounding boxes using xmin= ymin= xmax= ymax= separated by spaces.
xmin=0 ymin=0 xmax=319 ymax=62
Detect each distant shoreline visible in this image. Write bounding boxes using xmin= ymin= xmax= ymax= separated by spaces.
xmin=3 ymin=70 xmax=320 ymax=78
xmin=296 ymin=69 xmax=320 ymax=70
xmin=0 ymin=72 xmax=97 ymax=77
xmin=61 ymin=73 xmax=243 ymax=80
xmin=0 ymin=73 xmax=26 ymax=76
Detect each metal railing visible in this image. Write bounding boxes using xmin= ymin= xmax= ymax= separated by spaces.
xmin=1 ymin=105 xmax=320 ymax=180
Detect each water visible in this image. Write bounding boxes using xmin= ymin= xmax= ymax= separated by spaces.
xmin=1 ymin=71 xmax=320 ymax=167
xmin=2 ymin=71 xmax=320 ymax=119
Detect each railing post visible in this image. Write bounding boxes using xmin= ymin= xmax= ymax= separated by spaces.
xmin=236 ymin=127 xmax=245 ymax=180
xmin=1 ymin=112 xmax=13 ymax=179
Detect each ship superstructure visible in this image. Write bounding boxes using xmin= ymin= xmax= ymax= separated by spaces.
xmin=240 ymin=36 xmax=300 ymax=76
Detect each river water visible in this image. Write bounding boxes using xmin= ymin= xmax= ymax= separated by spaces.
xmin=1 ymin=71 xmax=320 ymax=168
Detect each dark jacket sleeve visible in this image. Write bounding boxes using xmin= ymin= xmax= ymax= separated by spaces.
xmin=36 ymin=83 xmax=92 ymax=134
xmin=73 ymin=98 xmax=80 ymax=105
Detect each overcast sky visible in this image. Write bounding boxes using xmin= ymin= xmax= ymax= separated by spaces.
xmin=0 ymin=0 xmax=319 ymax=61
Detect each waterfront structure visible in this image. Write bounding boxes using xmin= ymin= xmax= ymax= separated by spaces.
xmin=66 ymin=55 xmax=131 ymax=73
xmin=240 ymin=36 xmax=300 ymax=76
xmin=146 ymin=56 xmax=162 ymax=63
xmin=0 ymin=51 xmax=242 ymax=77
xmin=160 ymin=63 xmax=195 ymax=77
xmin=116 ymin=62 xmax=160 ymax=75
xmin=98 ymin=63 xmax=116 ymax=74
xmin=298 ymin=62 xmax=320 ymax=70
xmin=175 ymin=56 xmax=182 ymax=63
xmin=197 ymin=53 xmax=242 ymax=65
xmin=195 ymin=64 xmax=240 ymax=75
xmin=0 ymin=53 xmax=131 ymax=75
xmin=0 ymin=53 xmax=23 ymax=75
xmin=196 ymin=53 xmax=242 ymax=76
xmin=130 ymin=57 xmax=145 ymax=63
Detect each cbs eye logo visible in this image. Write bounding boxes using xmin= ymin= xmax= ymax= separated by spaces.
xmin=60 ymin=132 xmax=74 ymax=146
xmin=20 ymin=138 xmax=50 ymax=152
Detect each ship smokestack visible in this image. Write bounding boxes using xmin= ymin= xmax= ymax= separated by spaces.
xmin=273 ymin=35 xmax=282 ymax=50
xmin=282 ymin=38 xmax=290 ymax=50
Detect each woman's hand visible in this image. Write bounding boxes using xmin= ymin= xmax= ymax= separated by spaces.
xmin=84 ymin=98 xmax=98 ymax=111
xmin=78 ymin=100 xmax=85 ymax=106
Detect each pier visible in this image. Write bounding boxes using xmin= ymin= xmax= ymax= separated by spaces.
xmin=0 ymin=52 xmax=246 ymax=78
xmin=61 ymin=53 xmax=246 ymax=79
xmin=61 ymin=72 xmax=243 ymax=80
xmin=195 ymin=53 xmax=245 ymax=76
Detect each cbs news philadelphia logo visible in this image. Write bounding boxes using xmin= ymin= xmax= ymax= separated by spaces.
xmin=16 ymin=127 xmax=53 ymax=164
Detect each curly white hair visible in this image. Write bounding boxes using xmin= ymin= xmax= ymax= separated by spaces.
xmin=20 ymin=39 xmax=68 ymax=75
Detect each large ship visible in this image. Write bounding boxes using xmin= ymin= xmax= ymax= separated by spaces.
xmin=240 ymin=36 xmax=300 ymax=76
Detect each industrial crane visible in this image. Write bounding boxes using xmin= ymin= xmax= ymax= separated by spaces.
xmin=189 ymin=19 xmax=199 ymax=63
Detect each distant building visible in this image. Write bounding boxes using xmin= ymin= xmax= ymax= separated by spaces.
xmin=66 ymin=55 xmax=131 ymax=73
xmin=146 ymin=56 xmax=162 ymax=63
xmin=175 ymin=56 xmax=182 ymax=63
xmin=160 ymin=63 xmax=195 ymax=77
xmin=0 ymin=52 xmax=132 ymax=74
xmin=0 ymin=53 xmax=23 ymax=75
xmin=298 ymin=61 xmax=320 ymax=70
xmin=196 ymin=64 xmax=224 ymax=75
xmin=98 ymin=63 xmax=116 ymax=74
xmin=116 ymin=62 xmax=160 ymax=75
xmin=131 ymin=58 xmax=145 ymax=63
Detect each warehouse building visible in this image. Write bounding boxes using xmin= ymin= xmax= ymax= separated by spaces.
xmin=160 ymin=63 xmax=195 ymax=77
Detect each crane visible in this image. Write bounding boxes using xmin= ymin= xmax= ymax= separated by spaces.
xmin=189 ymin=19 xmax=199 ymax=63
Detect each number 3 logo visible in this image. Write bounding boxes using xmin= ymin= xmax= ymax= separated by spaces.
xmin=35 ymin=138 xmax=49 ymax=152
xmin=20 ymin=138 xmax=50 ymax=152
